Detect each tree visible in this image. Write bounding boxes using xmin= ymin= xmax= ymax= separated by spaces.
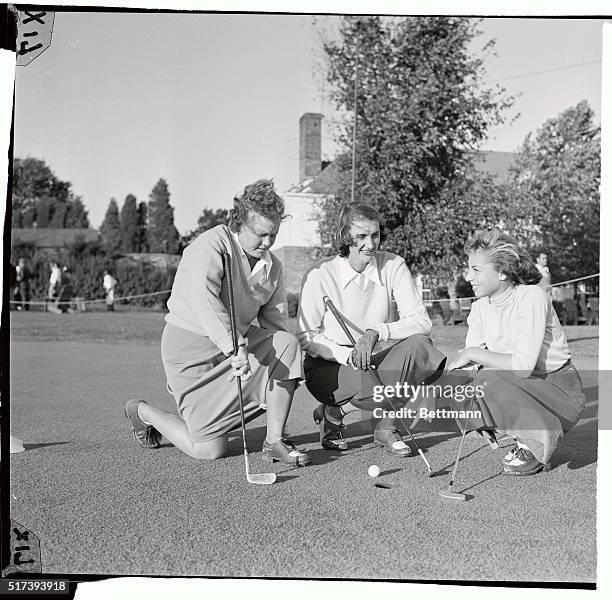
xmin=100 ymin=198 xmax=122 ymax=256
xmin=319 ymin=17 xmax=514 ymax=277
xmin=504 ymin=101 xmax=600 ymax=281
xmin=35 ymin=196 xmax=54 ymax=228
xmin=120 ymin=194 xmax=139 ymax=252
xmin=65 ymin=197 xmax=90 ymax=228
xmin=11 ymin=157 xmax=90 ymax=228
xmin=49 ymin=202 xmax=68 ymax=228
xmin=184 ymin=207 xmax=228 ymax=244
xmin=147 ymin=178 xmax=181 ymax=254
xmin=136 ymin=201 xmax=149 ymax=252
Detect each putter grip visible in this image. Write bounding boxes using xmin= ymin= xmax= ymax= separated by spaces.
xmin=223 ymin=252 xmax=239 ymax=356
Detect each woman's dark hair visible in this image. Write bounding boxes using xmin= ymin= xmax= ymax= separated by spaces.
xmin=464 ymin=228 xmax=542 ymax=285
xmin=228 ymin=178 xmax=287 ymax=233
xmin=335 ymin=202 xmax=386 ymax=257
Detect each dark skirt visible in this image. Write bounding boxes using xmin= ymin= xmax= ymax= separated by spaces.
xmin=304 ymin=334 xmax=447 ymax=411
xmin=417 ymin=362 xmax=585 ymax=464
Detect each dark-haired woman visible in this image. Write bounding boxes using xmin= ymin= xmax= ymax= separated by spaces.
xmin=125 ymin=179 xmax=310 ymax=465
xmin=296 ymin=203 xmax=446 ymax=455
xmin=446 ymin=228 xmax=585 ymax=475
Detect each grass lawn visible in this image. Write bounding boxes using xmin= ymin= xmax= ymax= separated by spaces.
xmin=8 ymin=310 xmax=599 ymax=361
xmin=7 ymin=310 xmax=598 ymax=581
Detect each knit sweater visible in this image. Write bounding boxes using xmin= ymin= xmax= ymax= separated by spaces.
xmin=465 ymin=284 xmax=570 ymax=375
xmin=165 ymin=225 xmax=289 ymax=355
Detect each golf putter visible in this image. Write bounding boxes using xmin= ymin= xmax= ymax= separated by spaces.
xmin=438 ymin=417 xmax=469 ymax=502
xmin=438 ymin=367 xmax=480 ymax=502
xmin=323 ymin=296 xmax=433 ymax=477
xmin=223 ymin=252 xmax=276 ymax=486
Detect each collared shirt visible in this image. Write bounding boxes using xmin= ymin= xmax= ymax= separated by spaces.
xmin=297 ymin=252 xmax=432 ymax=365
xmin=336 ymin=256 xmax=382 ymax=297
xmin=231 ymin=231 xmax=273 ymax=290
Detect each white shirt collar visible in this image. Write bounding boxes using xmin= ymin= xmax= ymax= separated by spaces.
xmin=337 ymin=255 xmax=382 ymax=290
xmin=231 ymin=231 xmax=273 ymax=279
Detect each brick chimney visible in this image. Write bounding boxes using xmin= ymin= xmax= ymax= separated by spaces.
xmin=299 ymin=113 xmax=322 ymax=183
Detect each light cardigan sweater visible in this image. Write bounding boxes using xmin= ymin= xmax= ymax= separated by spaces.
xmin=165 ymin=225 xmax=289 ymax=356
xmin=465 ymin=284 xmax=570 ymax=375
xmin=297 ymin=252 xmax=431 ymax=365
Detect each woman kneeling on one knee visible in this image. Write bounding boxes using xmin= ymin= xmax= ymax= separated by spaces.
xmin=125 ymin=179 xmax=310 ymax=466
xmin=296 ymin=202 xmax=446 ymax=456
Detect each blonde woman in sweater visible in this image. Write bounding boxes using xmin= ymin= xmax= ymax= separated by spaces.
xmin=446 ymin=229 xmax=585 ymax=475
xmin=125 ymin=179 xmax=310 ymax=466
xmin=297 ymin=203 xmax=446 ymax=456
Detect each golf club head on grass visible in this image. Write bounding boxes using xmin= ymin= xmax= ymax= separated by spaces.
xmin=247 ymin=472 xmax=277 ymax=485
xmin=438 ymin=488 xmax=469 ymax=502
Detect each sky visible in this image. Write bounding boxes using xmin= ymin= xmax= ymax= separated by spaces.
xmin=12 ymin=13 xmax=606 ymax=235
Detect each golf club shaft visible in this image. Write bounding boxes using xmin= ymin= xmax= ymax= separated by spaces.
xmin=448 ymin=387 xmax=477 ymax=489
xmin=323 ymin=296 xmax=432 ymax=473
xmin=223 ymin=252 xmax=250 ymax=473
xmin=448 ymin=414 xmax=468 ymax=488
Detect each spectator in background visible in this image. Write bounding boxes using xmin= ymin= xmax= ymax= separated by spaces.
xmin=535 ymin=252 xmax=552 ymax=296
xmin=414 ymin=271 xmax=424 ymax=299
xmin=9 ymin=258 xmax=18 ymax=308
xmin=15 ymin=257 xmax=32 ymax=311
xmin=48 ymin=266 xmax=74 ymax=314
xmin=103 ymin=270 xmax=118 ymax=312
xmin=49 ymin=261 xmax=62 ymax=301
xmin=432 ymin=283 xmax=452 ymax=325
xmin=59 ymin=266 xmax=75 ymax=313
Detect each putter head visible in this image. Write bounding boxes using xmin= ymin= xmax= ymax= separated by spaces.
xmin=438 ymin=488 xmax=468 ymax=502
xmin=247 ymin=472 xmax=277 ymax=485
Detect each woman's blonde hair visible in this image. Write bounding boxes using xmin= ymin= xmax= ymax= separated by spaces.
xmin=465 ymin=228 xmax=542 ymax=285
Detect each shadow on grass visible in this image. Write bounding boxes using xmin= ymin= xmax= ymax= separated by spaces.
xmin=23 ymin=441 xmax=71 ymax=450
xmin=566 ymin=336 xmax=599 ymax=343
xmin=547 ymin=384 xmax=598 ymax=471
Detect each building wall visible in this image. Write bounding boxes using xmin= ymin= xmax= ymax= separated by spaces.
xmin=276 ymin=192 xmax=326 ymax=249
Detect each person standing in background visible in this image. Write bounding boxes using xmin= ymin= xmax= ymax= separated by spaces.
xmin=49 ymin=261 xmax=62 ymax=301
xmin=16 ymin=257 xmax=32 ymax=311
xmin=103 ymin=270 xmax=118 ymax=311
xmin=535 ymin=252 xmax=552 ymax=297
xmin=9 ymin=258 xmax=18 ymax=308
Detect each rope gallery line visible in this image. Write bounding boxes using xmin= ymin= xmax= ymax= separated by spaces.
xmin=8 ymin=273 xmax=600 ymax=307
xmin=425 ymin=273 xmax=600 ymax=304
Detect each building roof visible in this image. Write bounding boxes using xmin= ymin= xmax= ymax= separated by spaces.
xmin=11 ymin=228 xmax=100 ymax=248
xmin=119 ymin=253 xmax=182 ymax=269
xmin=287 ymin=150 xmax=516 ymax=195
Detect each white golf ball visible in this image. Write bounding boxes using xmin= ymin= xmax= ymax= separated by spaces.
xmin=368 ymin=465 xmax=381 ymax=478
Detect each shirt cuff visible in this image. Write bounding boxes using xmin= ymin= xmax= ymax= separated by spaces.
xmin=369 ymin=323 xmax=389 ymax=342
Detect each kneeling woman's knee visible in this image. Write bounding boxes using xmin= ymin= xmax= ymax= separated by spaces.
xmin=190 ymin=437 xmax=228 ymax=460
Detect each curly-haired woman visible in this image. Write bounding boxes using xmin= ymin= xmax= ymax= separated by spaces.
xmin=125 ymin=179 xmax=310 ymax=465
